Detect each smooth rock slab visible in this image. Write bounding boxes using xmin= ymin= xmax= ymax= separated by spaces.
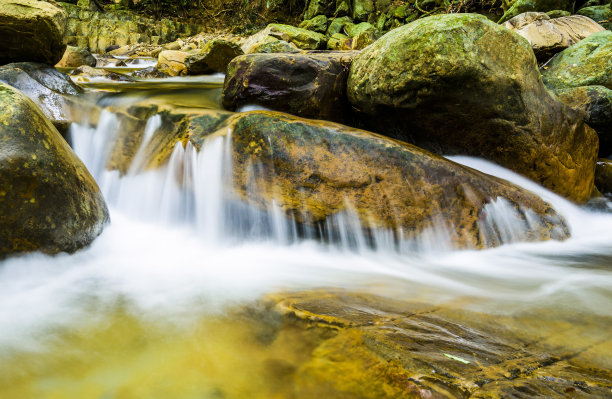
xmin=0 ymin=84 xmax=108 ymax=257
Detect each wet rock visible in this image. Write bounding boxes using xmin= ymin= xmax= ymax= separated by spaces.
xmin=498 ymin=0 xmax=574 ymax=23
xmin=541 ymin=31 xmax=612 ymax=90
xmin=577 ymin=4 xmax=612 ymax=30
xmin=56 ymin=46 xmax=97 ymax=68
xmin=186 ymin=39 xmax=244 ymax=75
xmin=595 ymin=158 xmax=612 ymax=194
xmin=258 ymin=290 xmax=612 ymax=398
xmin=0 ymin=83 xmax=108 ymax=258
xmin=156 ymin=50 xmax=189 ymax=77
xmin=241 ymin=24 xmax=327 ymax=53
xmin=348 ymin=14 xmax=598 ymax=203
xmin=71 ymin=65 xmax=134 ymax=82
xmin=223 ymin=52 xmax=357 ymax=123
xmin=299 ymin=15 xmax=329 ymax=33
xmin=503 ymin=12 xmax=605 ymax=60
xmin=105 ymin=44 xmax=121 ymax=53
xmin=0 ymin=62 xmax=81 ymax=132
xmin=554 ymin=85 xmax=612 ymax=157
xmin=131 ymin=66 xmax=168 ymax=79
xmin=0 ymin=0 xmax=67 ymax=65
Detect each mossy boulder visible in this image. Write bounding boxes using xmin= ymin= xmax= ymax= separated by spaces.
xmin=595 ymin=158 xmax=612 ymax=194
xmin=0 ymin=84 xmax=108 ymax=258
xmin=304 ymin=0 xmax=335 ymax=20
xmin=352 ymin=0 xmax=374 ymax=21
xmin=541 ymin=31 xmax=612 ymax=90
xmin=299 ymin=15 xmax=329 ymax=33
xmin=222 ymin=52 xmax=357 ymax=123
xmin=248 ymin=39 xmax=300 ymax=54
xmin=241 ymin=24 xmax=327 ymax=53
xmin=577 ymin=4 xmax=612 ymax=30
xmin=0 ymin=0 xmax=67 ymax=65
xmin=0 ymin=62 xmax=82 ymax=135
xmin=185 ymin=39 xmax=244 ymax=75
xmin=498 ymin=0 xmax=574 ymax=23
xmin=55 ymin=46 xmax=97 ymax=68
xmin=554 ymin=85 xmax=612 ymax=157
xmin=503 ymin=12 xmax=605 ymax=60
xmin=348 ymin=13 xmax=598 ymax=203
xmin=344 ymin=21 xmax=375 ymax=37
xmin=327 ymin=33 xmax=352 ymax=49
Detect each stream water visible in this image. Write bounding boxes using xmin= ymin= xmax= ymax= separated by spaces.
xmin=1 ymin=73 xmax=611 ymax=398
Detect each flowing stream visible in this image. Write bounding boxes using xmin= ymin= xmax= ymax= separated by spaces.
xmin=1 ymin=74 xmax=611 ymax=398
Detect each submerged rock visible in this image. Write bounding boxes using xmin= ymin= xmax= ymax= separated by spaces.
xmin=0 ymin=62 xmax=82 ymax=134
xmin=255 ymin=290 xmax=612 ymax=398
xmin=348 ymin=14 xmax=598 ymax=203
xmin=503 ymin=12 xmax=605 ymax=60
xmin=0 ymin=0 xmax=67 ymax=65
xmin=222 ymin=52 xmax=356 ymax=123
xmin=554 ymin=85 xmax=612 ymax=157
xmin=0 ymin=84 xmax=108 ymax=258
xmin=55 ymin=46 xmax=97 ymax=68
xmin=541 ymin=30 xmax=612 ymax=90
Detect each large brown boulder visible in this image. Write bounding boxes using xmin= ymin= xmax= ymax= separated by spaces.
xmin=55 ymin=46 xmax=97 ymax=68
xmin=348 ymin=13 xmax=599 ymax=203
xmin=503 ymin=12 xmax=605 ymax=60
xmin=0 ymin=0 xmax=67 ymax=65
xmin=0 ymin=84 xmax=108 ymax=258
xmin=111 ymin=109 xmax=569 ymax=249
xmin=222 ymin=52 xmax=357 ymax=123
xmin=186 ymin=39 xmax=244 ymax=75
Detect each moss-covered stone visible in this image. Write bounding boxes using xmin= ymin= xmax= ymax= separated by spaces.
xmin=541 ymin=31 xmax=612 ymax=90
xmin=554 ymin=85 xmax=612 ymax=157
xmin=498 ymin=0 xmax=574 ymax=22
xmin=0 ymin=0 xmax=67 ymax=65
xmin=223 ymin=52 xmax=356 ymax=123
xmin=344 ymin=21 xmax=375 ymax=37
xmin=185 ymin=39 xmax=243 ymax=75
xmin=353 ymin=0 xmax=374 ymax=21
xmin=241 ymin=24 xmax=327 ymax=52
xmin=327 ymin=32 xmax=352 ymax=49
xmin=0 ymin=84 xmax=108 ymax=257
xmin=327 ymin=15 xmax=353 ymax=36
xmin=248 ymin=39 xmax=300 ymax=54
xmin=304 ymin=0 xmax=335 ymax=20
xmin=348 ymin=13 xmax=598 ymax=203
xmin=299 ymin=15 xmax=329 ymax=33
xmin=577 ymin=4 xmax=612 ymax=30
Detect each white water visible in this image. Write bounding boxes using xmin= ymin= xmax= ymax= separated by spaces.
xmin=1 ymin=101 xmax=612 ymax=356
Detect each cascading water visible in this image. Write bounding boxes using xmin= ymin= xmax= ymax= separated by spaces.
xmin=1 ymin=77 xmax=611 ymax=398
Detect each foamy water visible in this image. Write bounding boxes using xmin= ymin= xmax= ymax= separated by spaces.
xmin=1 ymin=91 xmax=612 ymax=360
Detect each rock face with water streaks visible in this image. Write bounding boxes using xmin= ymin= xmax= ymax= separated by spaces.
xmin=113 ymin=109 xmax=570 ymax=249
xmin=223 ymin=52 xmax=357 ymax=123
xmin=0 ymin=84 xmax=108 ymax=258
xmin=0 ymin=0 xmax=67 ymax=65
xmin=254 ymin=290 xmax=612 ymax=398
xmin=348 ymin=14 xmax=598 ymax=203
